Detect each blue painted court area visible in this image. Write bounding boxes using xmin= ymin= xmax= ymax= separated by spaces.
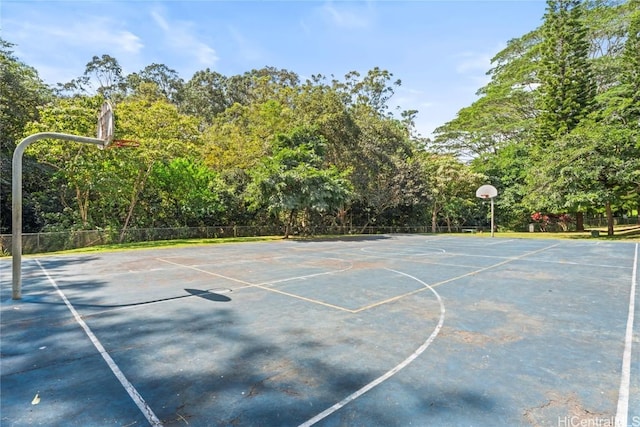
xmin=1 ymin=235 xmax=638 ymax=426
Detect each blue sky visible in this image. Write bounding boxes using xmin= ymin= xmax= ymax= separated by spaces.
xmin=2 ymin=0 xmax=547 ymax=138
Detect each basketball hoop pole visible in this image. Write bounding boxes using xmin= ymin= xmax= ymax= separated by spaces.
xmin=12 ymin=132 xmax=108 ymax=300
xmin=476 ymin=184 xmax=498 ymax=238
xmin=490 ymin=197 xmax=495 ymax=238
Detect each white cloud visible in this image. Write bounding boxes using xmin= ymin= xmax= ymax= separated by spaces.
xmin=395 ymin=88 xmax=434 ymax=110
xmin=320 ymin=1 xmax=373 ymax=29
xmin=114 ymin=31 xmax=145 ymax=54
xmin=227 ymin=25 xmax=264 ymax=62
xmin=150 ymin=8 xmax=219 ymax=67
xmin=13 ymin=17 xmax=143 ymax=56
xmin=4 ymin=15 xmax=144 ymax=84
xmin=151 ymin=9 xmax=170 ymax=31
xmin=454 ymin=51 xmax=493 ymax=75
xmin=451 ymin=43 xmax=506 ymax=90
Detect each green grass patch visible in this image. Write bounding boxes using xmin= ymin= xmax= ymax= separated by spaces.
xmin=465 ymin=225 xmax=640 ymax=242
xmin=29 ymin=235 xmax=285 ymax=256
xmin=5 ymin=226 xmax=638 ymax=258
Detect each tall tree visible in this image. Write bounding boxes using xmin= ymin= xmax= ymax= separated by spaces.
xmin=180 ymin=69 xmax=230 ymax=126
xmin=432 ymin=29 xmax=542 ymax=158
xmin=245 ymin=127 xmax=352 ymax=238
xmin=24 ymin=96 xmax=105 ymax=228
xmin=537 ymin=0 xmax=595 ymax=141
xmin=418 ymin=154 xmax=486 ymax=232
xmin=619 ymin=0 xmax=640 ymax=123
xmin=203 ymin=99 xmax=294 ymax=172
xmin=146 ymin=158 xmax=227 ymax=227
xmin=0 ymin=39 xmax=53 ymax=232
xmin=102 ymin=98 xmax=202 ymax=240
xmin=58 ymin=54 xmax=125 ymax=100
xmin=127 ymin=63 xmax=184 ymax=104
xmin=528 ymin=0 xmax=596 ymax=231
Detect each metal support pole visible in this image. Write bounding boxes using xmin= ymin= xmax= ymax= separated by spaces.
xmin=490 ymin=197 xmax=495 ymax=238
xmin=12 ymin=132 xmax=107 ymax=300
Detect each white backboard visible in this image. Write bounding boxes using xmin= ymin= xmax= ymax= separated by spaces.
xmin=476 ymin=184 xmax=498 ymax=199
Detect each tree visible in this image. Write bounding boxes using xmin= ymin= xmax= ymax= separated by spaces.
xmin=292 ymin=77 xmax=360 ymax=169
xmin=433 ymin=29 xmax=542 ymax=158
xmin=524 ymin=1 xmax=639 ymax=236
xmin=203 ymin=99 xmax=294 ymax=172
xmin=57 ymin=54 xmax=125 ymax=100
xmin=127 ymin=63 xmax=184 ymax=104
xmin=146 ymin=158 xmax=227 ymax=227
xmin=471 ymin=143 xmax=534 ymax=230
xmin=98 ymin=98 xmax=202 ymax=240
xmin=0 ymin=39 xmax=52 ymax=232
xmin=245 ymin=127 xmax=352 ymax=238
xmin=618 ymin=0 xmax=640 ymax=123
xmin=24 ymin=96 xmax=105 ymax=229
xmin=524 ymin=120 xmax=639 ymax=235
xmin=346 ymin=103 xmax=423 ymax=229
xmin=179 ymin=69 xmax=230 ymax=125
xmin=418 ymin=154 xmax=486 ymax=232
xmin=332 ymin=67 xmax=401 ymax=115
xmin=537 ymin=0 xmax=595 ymax=141
xmin=524 ymin=0 xmax=597 ymax=231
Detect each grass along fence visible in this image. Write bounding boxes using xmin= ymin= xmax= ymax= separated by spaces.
xmin=1 ymin=225 xmax=473 ymax=255
xmin=1 ymin=217 xmax=637 ymax=256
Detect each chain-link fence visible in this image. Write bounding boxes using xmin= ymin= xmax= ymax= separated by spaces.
xmin=0 ymin=224 xmax=476 ymax=255
xmin=1 ymin=217 xmax=637 ymax=256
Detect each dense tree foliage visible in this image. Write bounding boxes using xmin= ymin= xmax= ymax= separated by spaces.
xmin=2 ymin=39 xmax=486 ymax=237
xmin=1 ymin=40 xmax=53 ymax=233
xmin=2 ymin=1 xmax=637 ymax=239
xmin=434 ymin=0 xmax=639 ymax=235
xmin=537 ymin=0 xmax=595 ymax=141
xmin=246 ymin=127 xmax=352 ymax=238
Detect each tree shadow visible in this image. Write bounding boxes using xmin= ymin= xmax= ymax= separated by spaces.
xmin=291 ymin=235 xmax=392 ymax=243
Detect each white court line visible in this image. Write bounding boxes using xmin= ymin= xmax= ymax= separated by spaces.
xmin=34 ymin=259 xmax=163 ymax=427
xmin=298 ymin=241 xmax=562 ymax=425
xmin=615 ymin=243 xmax=638 ymax=427
xmin=157 ymin=257 xmax=354 ymax=312
xmin=298 ymin=268 xmax=445 ymax=427
xmin=484 ymin=239 xmax=515 ymax=246
xmin=258 ymin=257 xmax=353 ymax=286
xmin=360 ymin=246 xmax=446 ymax=256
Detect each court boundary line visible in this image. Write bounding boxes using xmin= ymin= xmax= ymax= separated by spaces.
xmin=615 ymin=243 xmax=638 ymax=427
xmin=298 ymin=268 xmax=446 ymax=427
xmin=34 ymin=259 xmax=163 ymax=427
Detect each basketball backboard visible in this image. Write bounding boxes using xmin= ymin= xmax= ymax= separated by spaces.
xmin=97 ymin=101 xmax=114 ymax=148
xmin=476 ymin=184 xmax=498 ymax=199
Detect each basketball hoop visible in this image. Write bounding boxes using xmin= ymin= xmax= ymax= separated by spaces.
xmin=476 ymin=185 xmax=498 ymax=199
xmin=109 ymin=139 xmax=140 ymax=148
xmin=97 ymin=101 xmax=114 ymax=149
xmin=476 ymin=184 xmax=498 ymax=238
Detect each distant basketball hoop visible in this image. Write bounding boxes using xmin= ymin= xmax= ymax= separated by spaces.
xmin=476 ymin=185 xmax=498 ymax=237
xmin=476 ymin=184 xmax=498 ymax=200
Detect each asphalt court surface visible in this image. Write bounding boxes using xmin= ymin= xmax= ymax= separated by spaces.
xmin=1 ymin=235 xmax=638 ymax=426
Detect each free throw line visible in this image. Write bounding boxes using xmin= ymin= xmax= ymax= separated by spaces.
xmin=157 ymin=257 xmax=353 ymax=312
xmin=34 ymin=259 xmax=163 ymax=427
xmin=615 ymin=243 xmax=638 ymax=427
